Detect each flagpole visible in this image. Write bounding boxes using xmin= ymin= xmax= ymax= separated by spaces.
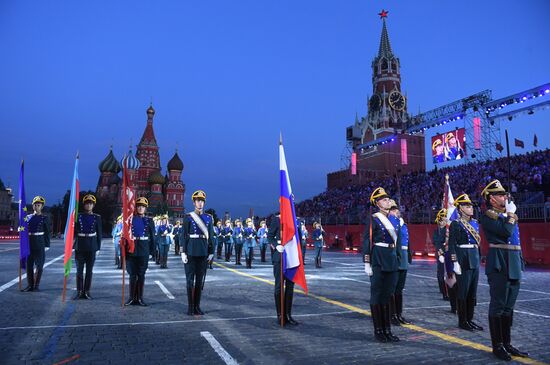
xmin=121 ymin=239 xmax=126 ymax=307
xmin=280 ymin=222 xmax=284 ymax=327
xmin=505 ymin=129 xmax=512 ymax=198
xmin=62 ymin=276 xmax=67 ymax=302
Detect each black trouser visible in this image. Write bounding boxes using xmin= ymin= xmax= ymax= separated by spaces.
xmin=273 ymin=260 xmax=295 ymax=316
xmin=437 ymin=260 xmax=446 ymax=294
xmin=126 ymin=255 xmax=148 ymax=281
xmin=301 ymin=243 xmax=306 ymax=261
xmin=174 ymin=236 xmax=180 ymax=255
xmin=235 ymin=244 xmax=243 ymax=263
xmin=25 ymin=248 xmax=45 ymax=287
xmin=395 ymin=269 xmax=407 ymax=294
xmin=487 ymin=272 xmax=520 ymax=317
xmin=185 ymin=256 xmax=207 ymax=289
xmin=216 ymin=241 xmax=223 ymax=258
xmin=245 ymin=247 xmax=254 ymax=267
xmin=456 ymin=267 xmax=478 ymax=300
xmin=260 ymin=244 xmax=267 ymax=262
xmin=75 ymin=250 xmax=96 ymax=292
xmin=370 ymin=266 xmax=398 ymax=305
xmin=224 ymin=243 xmax=232 ymax=261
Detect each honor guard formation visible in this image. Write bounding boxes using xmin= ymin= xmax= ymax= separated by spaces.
xmin=15 ymin=179 xmax=534 ymax=363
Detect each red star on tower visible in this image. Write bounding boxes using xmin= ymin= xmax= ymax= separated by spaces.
xmin=378 ymin=9 xmax=389 ymax=19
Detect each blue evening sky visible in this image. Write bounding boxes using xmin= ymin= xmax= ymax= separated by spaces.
xmin=0 ymin=0 xmax=548 ymax=217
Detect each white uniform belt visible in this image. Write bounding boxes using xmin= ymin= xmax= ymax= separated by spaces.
xmin=489 ymin=243 xmax=521 ymax=250
xmin=78 ymin=233 xmax=96 ymax=237
xmin=374 ymin=242 xmax=395 ymax=248
xmin=189 ymin=234 xmax=206 ymax=239
xmin=29 ymin=232 xmax=44 ymax=236
xmin=135 ymin=236 xmax=149 ymax=240
xmin=401 ymin=246 xmax=408 ymax=250
xmin=458 ymin=244 xmax=478 ymax=248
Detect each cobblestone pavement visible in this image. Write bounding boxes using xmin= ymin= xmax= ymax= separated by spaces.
xmin=1 ymin=239 xmax=549 ymax=364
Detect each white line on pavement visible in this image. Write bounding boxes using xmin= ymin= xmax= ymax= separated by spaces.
xmin=512 ymin=310 xmax=550 ymax=319
xmin=405 ymin=297 xmax=550 ymax=310
xmin=0 ymin=253 xmax=65 ymax=293
xmin=0 ymin=310 xmax=353 ymax=331
xmin=154 ymin=280 xmax=175 ymax=299
xmin=406 ymin=273 xmax=550 ymax=295
xmin=321 ymin=259 xmax=357 ymax=266
xmin=200 ymin=331 xmax=238 ymax=365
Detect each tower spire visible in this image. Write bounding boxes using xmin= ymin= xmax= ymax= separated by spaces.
xmin=377 ymin=10 xmax=393 ymax=59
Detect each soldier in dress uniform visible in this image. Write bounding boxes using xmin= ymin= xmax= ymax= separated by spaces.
xmin=181 ymin=190 xmax=214 ymax=315
xmin=125 ymin=197 xmax=156 ymax=306
xmin=222 ymin=220 xmax=233 ymax=262
xmin=112 ymin=215 xmax=123 ymax=269
xmin=448 ymin=194 xmax=483 ymax=331
xmin=268 ymin=213 xmax=298 ymax=326
xmin=299 ymin=221 xmax=308 ymax=265
xmin=433 ymin=209 xmax=449 ymax=300
xmin=157 ymin=214 xmax=172 ymax=269
xmin=243 ymin=218 xmax=257 ymax=269
xmin=214 ymin=221 xmax=223 ymax=259
xmin=22 ymin=196 xmax=51 ymax=292
xmin=173 ymin=220 xmax=182 ymax=256
xmin=480 ymin=180 xmax=528 ymax=360
xmin=312 ymin=222 xmax=325 ymax=268
xmin=73 ymin=194 xmax=102 ymax=299
xmin=363 ymin=187 xmax=400 ymax=342
xmin=388 ymin=200 xmax=412 ymax=326
xmin=233 ymin=219 xmax=244 ymax=265
xmin=154 ymin=216 xmax=162 ymax=265
xmin=257 ymin=221 xmax=269 ymax=262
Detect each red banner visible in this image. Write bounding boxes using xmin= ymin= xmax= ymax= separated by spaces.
xmin=122 ymin=165 xmax=135 ymax=254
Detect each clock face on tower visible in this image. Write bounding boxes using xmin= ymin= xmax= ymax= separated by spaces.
xmin=369 ymin=94 xmax=381 ymax=111
xmin=388 ymin=91 xmax=405 ymax=111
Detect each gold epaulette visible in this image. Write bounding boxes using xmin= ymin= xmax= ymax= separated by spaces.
xmin=485 ymin=209 xmax=499 ymax=220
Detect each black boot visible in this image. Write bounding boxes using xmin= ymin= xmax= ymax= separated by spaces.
xmin=275 ymin=293 xmax=287 ymax=326
xmin=315 ymin=257 xmax=320 ymax=268
xmin=390 ymin=295 xmax=400 ymax=326
xmin=439 ymin=280 xmax=449 ymax=300
xmin=83 ymin=272 xmax=93 ymax=299
xmin=187 ymin=286 xmax=194 ymax=315
xmin=502 ymin=314 xmax=528 ymax=357
xmin=115 ymin=256 xmax=120 ymax=267
xmin=371 ymin=304 xmax=388 ymax=342
xmin=137 ymin=278 xmax=148 ymax=306
xmin=448 ymin=285 xmax=457 ymax=313
xmin=73 ymin=275 xmax=83 ymax=300
xmin=261 ymin=247 xmax=266 ymax=262
xmin=458 ymin=300 xmax=474 ymax=330
xmin=155 ymin=252 xmax=160 ymax=265
xmin=124 ymin=277 xmax=138 ymax=306
xmin=466 ymin=296 xmax=483 ymax=330
xmin=194 ymin=286 xmax=204 ymax=315
xmin=489 ymin=316 xmax=512 ymax=361
xmin=382 ymin=303 xmax=399 ymax=342
xmin=22 ymin=269 xmax=35 ymax=292
xmin=318 ymin=257 xmax=322 ymax=268
xmin=117 ymin=256 xmax=122 ymax=269
xmin=396 ymin=293 xmax=411 ymax=325
xmin=285 ymin=287 xmax=298 ymax=325
xmin=33 ymin=269 xmax=43 ymax=291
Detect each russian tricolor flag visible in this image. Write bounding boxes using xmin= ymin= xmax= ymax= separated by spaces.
xmin=279 ymin=136 xmax=308 ymax=294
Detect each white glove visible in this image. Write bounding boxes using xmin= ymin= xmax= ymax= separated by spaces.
xmin=364 ymin=263 xmax=373 ymax=276
xmin=45 ymin=247 xmax=50 ymax=252
xmin=276 ymin=245 xmax=284 ymax=253
xmin=453 ymin=261 xmax=462 ymax=275
xmin=438 ymin=255 xmax=445 ymax=264
xmin=505 ymin=199 xmax=517 ymax=214
xmin=207 ymin=254 xmax=214 ymax=261
xmin=181 ymin=252 xmax=188 ymax=264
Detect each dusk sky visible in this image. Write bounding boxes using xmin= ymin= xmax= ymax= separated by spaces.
xmin=1 ymin=0 xmax=549 ymax=217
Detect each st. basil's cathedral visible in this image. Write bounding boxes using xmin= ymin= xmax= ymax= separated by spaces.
xmin=95 ymin=105 xmax=186 ymax=217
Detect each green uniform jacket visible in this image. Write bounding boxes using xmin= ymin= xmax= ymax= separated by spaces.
xmin=448 ymin=219 xmax=480 ymax=270
xmin=182 ymin=212 xmax=215 ymax=257
xmin=362 ymin=212 xmax=400 ymax=272
xmin=479 ymin=210 xmax=524 ymax=280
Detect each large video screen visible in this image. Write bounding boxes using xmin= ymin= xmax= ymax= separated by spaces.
xmin=431 ymin=128 xmax=466 ymax=164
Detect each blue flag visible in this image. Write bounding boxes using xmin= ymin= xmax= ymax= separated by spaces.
xmin=19 ymin=161 xmax=30 ymax=269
